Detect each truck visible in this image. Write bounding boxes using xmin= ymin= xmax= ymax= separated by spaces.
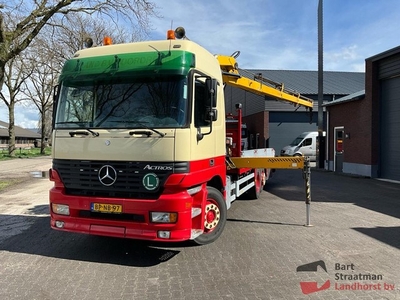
xmin=49 ymin=27 xmax=313 ymax=245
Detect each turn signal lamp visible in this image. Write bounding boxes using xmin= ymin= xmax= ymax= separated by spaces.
xmin=103 ymin=36 xmax=112 ymax=45
xmin=167 ymin=29 xmax=175 ymax=40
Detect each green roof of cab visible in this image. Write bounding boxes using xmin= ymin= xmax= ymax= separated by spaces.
xmin=59 ymin=50 xmax=195 ymax=81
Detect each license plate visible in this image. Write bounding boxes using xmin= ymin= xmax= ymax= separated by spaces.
xmin=91 ymin=203 xmax=122 ymax=213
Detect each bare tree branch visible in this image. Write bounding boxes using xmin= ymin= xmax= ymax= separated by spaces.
xmin=0 ymin=0 xmax=159 ymax=155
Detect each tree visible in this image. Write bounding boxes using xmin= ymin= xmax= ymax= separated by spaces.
xmin=0 ymin=0 xmax=158 ymax=156
xmin=20 ymin=36 xmax=57 ymax=154
xmin=0 ymin=53 xmax=33 ymax=155
xmin=51 ymin=13 xmax=134 ymax=60
xmin=0 ymin=1 xmax=157 ymax=87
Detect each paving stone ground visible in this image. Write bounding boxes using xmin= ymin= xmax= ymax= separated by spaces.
xmin=0 ymin=158 xmax=399 ymax=299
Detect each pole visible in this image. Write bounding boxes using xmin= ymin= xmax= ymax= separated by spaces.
xmin=317 ymin=0 xmax=324 ymax=168
xmin=303 ymin=157 xmax=313 ymax=226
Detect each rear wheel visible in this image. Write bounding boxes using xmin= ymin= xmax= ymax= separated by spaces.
xmin=194 ymin=186 xmax=227 ymax=245
xmin=246 ymin=169 xmax=263 ymax=199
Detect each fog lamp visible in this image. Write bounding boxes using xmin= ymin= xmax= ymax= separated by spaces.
xmin=158 ymin=231 xmax=171 ymax=239
xmin=55 ymin=221 xmax=65 ymax=228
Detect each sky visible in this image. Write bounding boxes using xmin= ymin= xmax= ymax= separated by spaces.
xmin=1 ymin=0 xmax=400 ymax=128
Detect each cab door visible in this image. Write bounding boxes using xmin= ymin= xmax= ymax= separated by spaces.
xmin=299 ymin=137 xmax=313 ymax=158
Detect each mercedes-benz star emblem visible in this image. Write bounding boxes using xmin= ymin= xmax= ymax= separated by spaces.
xmin=98 ymin=165 xmax=117 ymax=186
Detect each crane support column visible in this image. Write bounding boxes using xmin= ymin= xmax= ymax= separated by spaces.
xmin=303 ymin=158 xmax=312 ymax=226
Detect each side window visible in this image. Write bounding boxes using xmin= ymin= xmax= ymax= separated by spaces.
xmin=303 ymin=138 xmax=312 ymax=146
xmin=60 ymin=87 xmax=94 ymax=123
xmin=194 ymin=80 xmax=208 ymax=127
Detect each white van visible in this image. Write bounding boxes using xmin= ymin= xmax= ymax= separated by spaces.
xmin=280 ymin=131 xmax=319 ymax=161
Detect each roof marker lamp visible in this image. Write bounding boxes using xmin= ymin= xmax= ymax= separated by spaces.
xmin=167 ymin=29 xmax=175 ymax=40
xmin=103 ymin=36 xmax=112 ymax=46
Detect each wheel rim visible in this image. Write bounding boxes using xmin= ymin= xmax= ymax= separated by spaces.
xmin=204 ymin=201 xmax=220 ymax=232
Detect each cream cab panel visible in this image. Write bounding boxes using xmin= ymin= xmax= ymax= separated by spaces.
xmin=52 ymin=129 xmax=176 ymax=161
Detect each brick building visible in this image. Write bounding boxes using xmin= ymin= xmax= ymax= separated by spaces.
xmin=0 ymin=120 xmax=41 ymax=149
xmin=224 ymin=70 xmax=365 ymax=153
xmin=325 ymin=45 xmax=400 ymax=181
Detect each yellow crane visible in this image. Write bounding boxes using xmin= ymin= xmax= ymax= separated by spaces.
xmin=217 ymin=52 xmax=313 ymax=110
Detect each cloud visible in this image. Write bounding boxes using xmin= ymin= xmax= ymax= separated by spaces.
xmin=149 ymin=0 xmax=400 ymax=72
xmin=0 ymin=104 xmax=39 ymax=129
xmin=3 ymin=0 xmax=400 ymax=128
xmin=16 ymin=107 xmax=40 ymax=129
xmin=324 ymin=45 xmax=362 ymax=71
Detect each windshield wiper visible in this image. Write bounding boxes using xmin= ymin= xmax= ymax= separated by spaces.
xmin=129 ymin=124 xmax=165 ymax=138
xmin=69 ymin=128 xmax=99 ymax=137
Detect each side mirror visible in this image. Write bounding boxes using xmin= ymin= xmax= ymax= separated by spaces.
xmin=52 ymin=85 xmax=60 ymax=129
xmin=206 ymin=78 xmax=217 ymax=108
xmin=205 ymin=108 xmax=218 ymax=122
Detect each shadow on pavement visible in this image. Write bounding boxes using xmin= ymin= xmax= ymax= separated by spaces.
xmin=352 ymin=226 xmax=400 ymax=250
xmin=227 ymin=218 xmax=304 ymax=227
xmin=0 ymin=206 xmax=183 ymax=267
xmin=266 ymin=169 xmax=400 ymax=220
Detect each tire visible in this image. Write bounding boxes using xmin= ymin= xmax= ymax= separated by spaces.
xmin=193 ymin=186 xmax=227 ymax=245
xmin=245 ymin=169 xmax=263 ymax=199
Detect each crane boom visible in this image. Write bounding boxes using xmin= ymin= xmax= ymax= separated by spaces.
xmin=216 ymin=54 xmax=313 ymax=110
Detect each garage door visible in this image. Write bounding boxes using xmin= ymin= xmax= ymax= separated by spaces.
xmin=380 ymin=77 xmax=400 ymax=181
xmin=269 ymin=121 xmax=317 ymax=154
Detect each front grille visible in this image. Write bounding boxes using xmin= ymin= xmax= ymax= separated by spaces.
xmin=53 ymin=159 xmax=188 ymax=199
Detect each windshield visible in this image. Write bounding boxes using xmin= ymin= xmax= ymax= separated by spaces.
xmin=290 ymin=137 xmax=304 ymax=146
xmin=55 ymin=75 xmax=188 ymax=129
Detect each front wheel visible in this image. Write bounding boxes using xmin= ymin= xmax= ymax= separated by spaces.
xmin=193 ymin=186 xmax=227 ymax=245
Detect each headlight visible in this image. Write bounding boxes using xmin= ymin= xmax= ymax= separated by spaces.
xmin=151 ymin=212 xmax=177 ymax=223
xmin=52 ymin=204 xmax=70 ymax=215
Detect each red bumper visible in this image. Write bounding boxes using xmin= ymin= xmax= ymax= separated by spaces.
xmin=50 ymin=186 xmax=202 ymax=242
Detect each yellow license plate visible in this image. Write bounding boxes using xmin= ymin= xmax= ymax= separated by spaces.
xmin=91 ymin=203 xmax=122 ymax=213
